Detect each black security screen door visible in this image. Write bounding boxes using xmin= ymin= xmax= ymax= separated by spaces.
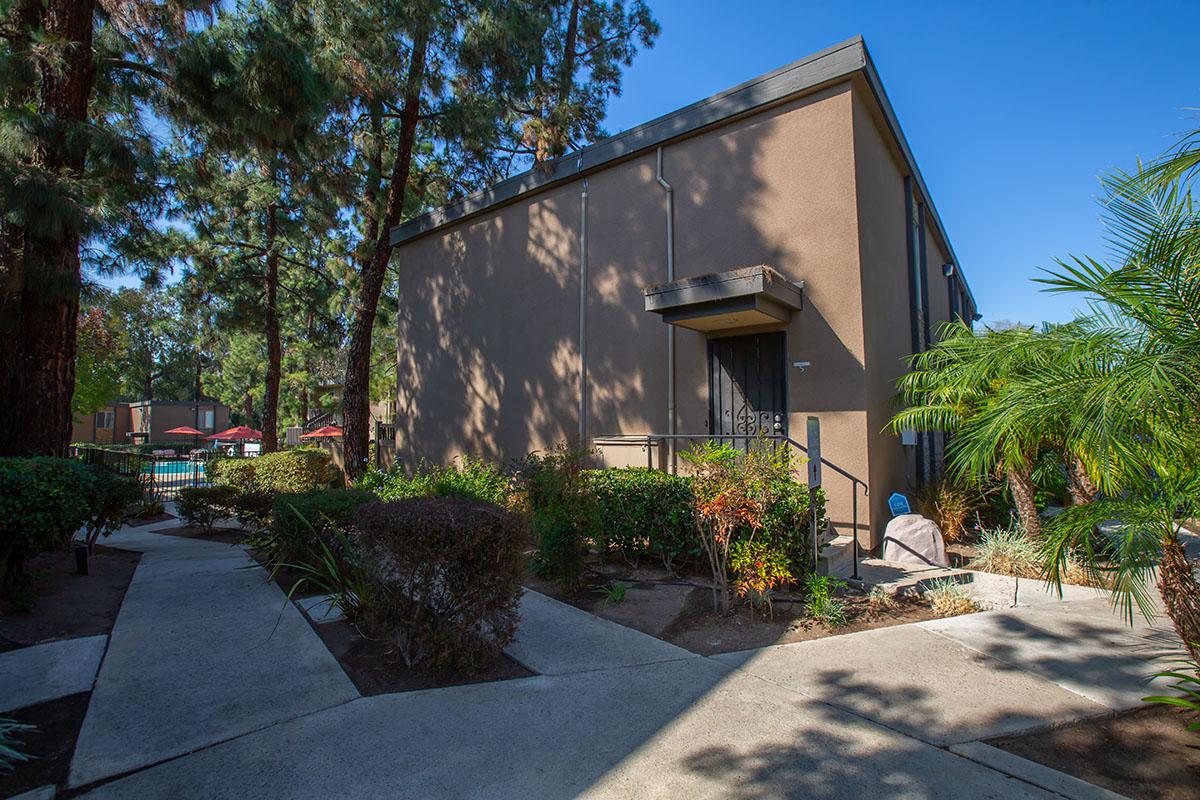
xmin=708 ymin=332 xmax=787 ymax=442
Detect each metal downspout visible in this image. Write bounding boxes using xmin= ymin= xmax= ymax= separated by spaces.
xmin=579 ymin=177 xmax=589 ymax=444
xmin=656 ymin=147 xmax=676 ymax=472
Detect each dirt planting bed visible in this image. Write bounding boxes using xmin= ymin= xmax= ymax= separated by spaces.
xmin=988 ymin=705 xmax=1200 ymax=800
xmin=526 ymin=559 xmax=956 ymax=656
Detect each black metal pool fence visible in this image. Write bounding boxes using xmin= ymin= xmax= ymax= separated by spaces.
xmin=71 ymin=446 xmax=210 ymax=500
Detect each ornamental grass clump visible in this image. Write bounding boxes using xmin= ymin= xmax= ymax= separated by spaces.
xmin=968 ymin=525 xmax=1041 ymax=578
xmin=924 ymin=578 xmax=980 ymax=617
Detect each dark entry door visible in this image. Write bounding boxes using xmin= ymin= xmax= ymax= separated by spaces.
xmin=708 ymin=332 xmax=787 ymax=441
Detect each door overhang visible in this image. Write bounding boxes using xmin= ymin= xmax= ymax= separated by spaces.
xmin=643 ymin=265 xmax=803 ymax=333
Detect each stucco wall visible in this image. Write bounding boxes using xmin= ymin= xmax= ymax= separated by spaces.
xmin=851 ymin=85 xmax=915 ymax=545
xmin=394 ymin=82 xmax=872 ymax=534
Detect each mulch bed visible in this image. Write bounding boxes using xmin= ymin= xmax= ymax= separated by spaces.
xmin=1 ymin=546 xmax=140 ymax=652
xmin=1 ymin=692 xmax=91 ymax=799
xmin=525 ymin=559 xmax=952 ymax=656
xmin=310 ymin=618 xmax=532 ymax=696
xmin=663 ymin=591 xmax=943 ymax=655
xmin=987 ymin=705 xmax=1200 ymax=800
xmin=151 ymin=524 xmax=248 ymax=546
xmin=254 ymin=552 xmax=535 ymax=696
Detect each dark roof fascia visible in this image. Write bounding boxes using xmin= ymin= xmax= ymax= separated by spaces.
xmin=389 ymin=35 xmax=976 ymax=311
xmin=390 ymin=36 xmax=867 ymax=246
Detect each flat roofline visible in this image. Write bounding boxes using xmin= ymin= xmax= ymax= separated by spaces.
xmin=390 ymin=35 xmax=975 ymax=310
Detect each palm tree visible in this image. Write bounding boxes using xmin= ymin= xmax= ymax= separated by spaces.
xmin=891 ymin=322 xmax=1096 ymax=538
xmin=1033 ymin=165 xmax=1200 ymax=660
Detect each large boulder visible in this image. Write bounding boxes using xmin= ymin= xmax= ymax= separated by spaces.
xmin=881 ymin=514 xmax=948 ymax=567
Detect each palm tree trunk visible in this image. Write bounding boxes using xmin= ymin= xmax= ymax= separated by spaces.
xmin=1159 ymin=537 xmax=1200 ymax=663
xmin=1007 ymin=465 xmax=1042 ymax=538
xmin=1067 ymin=455 xmax=1098 ymax=505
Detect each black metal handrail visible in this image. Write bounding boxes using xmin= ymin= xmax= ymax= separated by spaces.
xmin=595 ymin=432 xmax=868 ymax=579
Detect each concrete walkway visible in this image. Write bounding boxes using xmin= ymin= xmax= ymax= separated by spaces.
xmin=68 ymin=519 xmax=357 ymax=788
xmin=66 ymin=524 xmax=1174 ymax=799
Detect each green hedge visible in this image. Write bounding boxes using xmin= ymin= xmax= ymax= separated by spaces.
xmin=358 ymin=457 xmax=508 ymax=506
xmin=0 ymin=458 xmax=141 ymax=593
xmin=210 ymin=448 xmax=336 ymax=495
xmin=584 ymin=468 xmax=699 ymax=569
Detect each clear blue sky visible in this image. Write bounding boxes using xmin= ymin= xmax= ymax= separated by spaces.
xmin=601 ymin=0 xmax=1200 ymax=326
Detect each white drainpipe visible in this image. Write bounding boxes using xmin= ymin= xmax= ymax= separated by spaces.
xmin=656 ymin=147 xmax=676 ymax=471
xmin=579 ymin=177 xmax=589 ymax=444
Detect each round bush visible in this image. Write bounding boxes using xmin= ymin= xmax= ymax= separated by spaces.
xmin=352 ymin=497 xmax=527 ymax=673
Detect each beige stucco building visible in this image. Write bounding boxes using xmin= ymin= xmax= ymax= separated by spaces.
xmin=388 ymin=37 xmax=977 ymax=550
xmin=72 ymin=400 xmax=230 ymax=446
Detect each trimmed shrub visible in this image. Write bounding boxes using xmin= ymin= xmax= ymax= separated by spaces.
xmin=208 ymin=457 xmax=257 ymax=492
xmin=177 ymin=485 xmax=239 ymax=535
xmin=210 ymin=449 xmax=336 ymax=495
xmin=360 ymin=456 xmax=509 ymax=506
xmin=0 ymin=458 xmax=140 ymax=594
xmin=270 ymin=489 xmax=376 ymax=565
xmin=252 ymin=448 xmax=337 ymax=494
xmin=584 ymin=468 xmax=697 ymax=569
xmin=518 ymin=442 xmax=595 ymax=593
xmin=352 ymin=497 xmax=526 ymax=673
xmin=231 ymin=491 xmax=277 ymax=531
xmin=759 ymin=480 xmax=827 ymax=576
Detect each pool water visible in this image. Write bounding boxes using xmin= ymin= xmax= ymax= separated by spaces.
xmin=147 ymin=461 xmax=206 ymax=481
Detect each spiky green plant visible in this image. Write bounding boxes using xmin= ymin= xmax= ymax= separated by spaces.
xmin=0 ymin=718 xmax=35 ymax=772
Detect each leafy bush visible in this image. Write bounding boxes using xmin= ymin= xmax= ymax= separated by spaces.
xmin=730 ymin=539 xmax=793 ymax=617
xmin=968 ymin=526 xmax=1041 ymax=577
xmin=269 ymin=489 xmax=376 ymax=565
xmin=584 ymin=468 xmax=698 ymax=570
xmin=759 ymin=479 xmax=826 ymax=576
xmin=177 ymin=485 xmax=239 ymax=535
xmin=923 ymin=578 xmax=980 ymax=617
xmin=250 ymin=448 xmax=337 ymax=494
xmin=0 ymin=458 xmax=139 ymax=594
xmin=518 ymin=442 xmax=596 ymax=593
xmin=803 ymin=573 xmax=848 ymax=627
xmin=208 ymin=457 xmax=257 ymax=492
xmin=231 ymin=491 xmax=277 ymax=531
xmin=360 ymin=456 xmax=509 ymax=506
xmin=352 ymin=497 xmax=527 ymax=673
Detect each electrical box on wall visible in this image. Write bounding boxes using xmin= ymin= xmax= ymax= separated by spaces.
xmin=900 ymin=429 xmax=918 ymax=447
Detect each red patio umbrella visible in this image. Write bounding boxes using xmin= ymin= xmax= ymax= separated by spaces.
xmin=299 ymin=425 xmax=343 ymax=440
xmin=205 ymin=425 xmax=263 ymax=441
xmin=165 ymin=426 xmax=205 ymax=436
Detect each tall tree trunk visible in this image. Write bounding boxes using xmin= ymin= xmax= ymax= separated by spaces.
xmin=262 ymin=198 xmax=281 ymax=452
xmin=1067 ymin=455 xmax=1099 ymax=505
xmin=1006 ymin=464 xmax=1042 ymax=538
xmin=342 ymin=28 xmax=429 ymax=479
xmin=0 ymin=0 xmax=95 ymax=457
xmin=243 ymin=392 xmax=253 ymax=422
xmin=1159 ymin=537 xmax=1200 ymax=664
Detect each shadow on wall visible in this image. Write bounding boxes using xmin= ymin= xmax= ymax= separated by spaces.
xmin=392 ymin=89 xmax=866 ymax=477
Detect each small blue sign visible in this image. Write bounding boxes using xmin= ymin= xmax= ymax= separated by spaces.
xmin=888 ymin=492 xmax=911 ymax=517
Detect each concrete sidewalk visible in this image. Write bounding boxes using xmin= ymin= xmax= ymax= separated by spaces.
xmin=68 ymin=527 xmax=1173 ymax=799
xmin=68 ymin=521 xmax=358 ymax=788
